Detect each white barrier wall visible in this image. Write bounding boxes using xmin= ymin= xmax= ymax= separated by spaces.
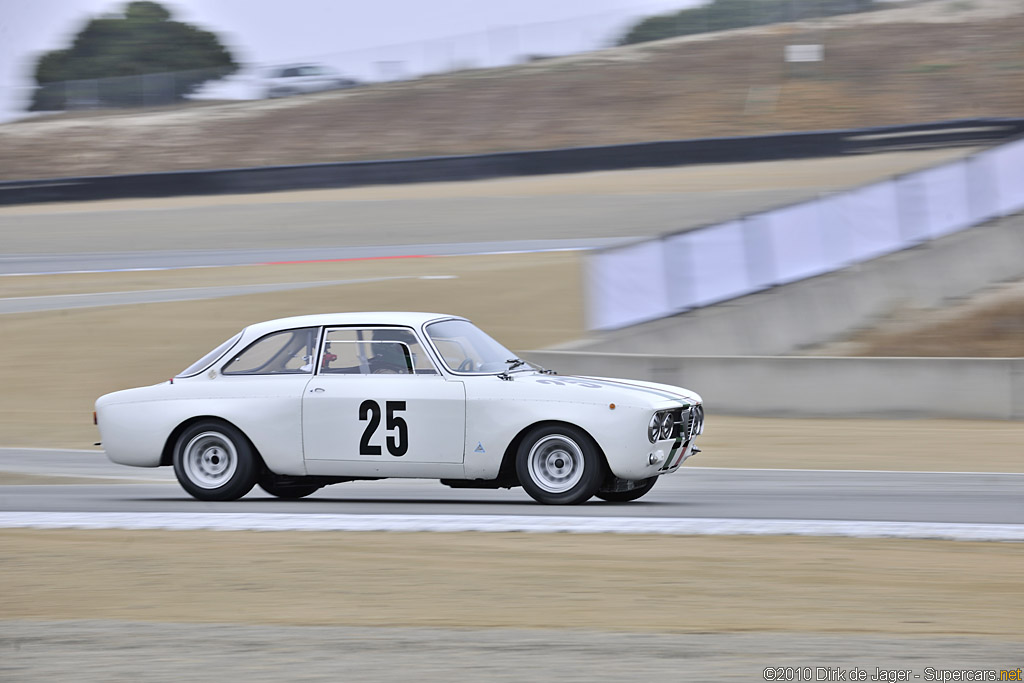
xmin=588 ymin=136 xmax=1024 ymax=331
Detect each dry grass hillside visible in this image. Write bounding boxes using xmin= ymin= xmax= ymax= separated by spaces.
xmin=2 ymin=0 xmax=1022 ymax=180
xmin=806 ymin=277 xmax=1024 ymax=357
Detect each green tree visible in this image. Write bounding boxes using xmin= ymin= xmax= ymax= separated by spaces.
xmin=30 ymin=1 xmax=237 ymax=111
xmin=619 ymin=0 xmax=876 ymax=46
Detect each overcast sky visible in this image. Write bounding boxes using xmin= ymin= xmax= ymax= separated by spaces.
xmin=0 ymin=0 xmax=695 ymax=120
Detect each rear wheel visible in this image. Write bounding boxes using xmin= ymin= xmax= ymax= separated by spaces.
xmin=516 ymin=425 xmax=604 ymax=505
xmin=257 ymin=470 xmax=323 ymax=499
xmin=596 ymin=476 xmax=658 ymax=502
xmin=172 ymin=421 xmax=257 ymax=501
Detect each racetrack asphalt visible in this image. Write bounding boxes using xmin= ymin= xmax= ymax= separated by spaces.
xmin=0 ymin=189 xmax=810 ymax=259
xmin=2 ymin=449 xmax=1021 ymax=527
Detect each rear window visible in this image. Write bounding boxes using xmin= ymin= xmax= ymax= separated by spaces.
xmin=222 ymin=328 xmax=320 ymax=375
xmin=177 ymin=332 xmax=242 ymax=378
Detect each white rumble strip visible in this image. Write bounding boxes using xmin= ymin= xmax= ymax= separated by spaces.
xmin=1 ymin=512 xmax=1022 ymax=542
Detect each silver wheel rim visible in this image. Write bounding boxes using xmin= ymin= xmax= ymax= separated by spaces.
xmin=183 ymin=431 xmax=238 ymax=489
xmin=527 ymin=434 xmax=585 ymax=494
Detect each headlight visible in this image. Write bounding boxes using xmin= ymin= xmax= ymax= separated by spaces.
xmin=659 ymin=412 xmax=674 ymax=440
xmin=648 ymin=414 xmax=660 ymax=443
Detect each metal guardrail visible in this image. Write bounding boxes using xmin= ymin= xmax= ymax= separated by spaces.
xmin=1 ymin=117 xmax=1022 ymax=206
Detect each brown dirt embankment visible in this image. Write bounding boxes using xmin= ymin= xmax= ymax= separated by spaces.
xmin=1 ymin=0 xmax=1022 ymax=180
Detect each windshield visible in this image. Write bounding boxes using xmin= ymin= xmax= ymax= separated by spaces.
xmin=177 ymin=331 xmax=243 ymax=377
xmin=425 ymin=319 xmax=517 ymax=374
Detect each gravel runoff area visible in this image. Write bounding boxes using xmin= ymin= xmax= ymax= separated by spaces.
xmin=2 ymin=622 xmax=1021 ymax=682
xmin=1 ymin=531 xmax=1021 ymax=681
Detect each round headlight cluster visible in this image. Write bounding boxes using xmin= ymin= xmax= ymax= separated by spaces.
xmin=648 ymin=411 xmax=676 ymax=442
xmin=648 ymin=414 xmax=661 ymax=443
xmin=659 ymin=413 xmax=674 ymax=440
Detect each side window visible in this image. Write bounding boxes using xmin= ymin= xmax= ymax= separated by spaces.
xmin=177 ymin=331 xmax=242 ymax=378
xmin=222 ymin=328 xmax=319 ymax=375
xmin=320 ymin=327 xmax=438 ymax=375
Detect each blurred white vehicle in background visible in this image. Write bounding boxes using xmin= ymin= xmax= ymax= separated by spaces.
xmin=264 ymin=64 xmax=359 ymax=98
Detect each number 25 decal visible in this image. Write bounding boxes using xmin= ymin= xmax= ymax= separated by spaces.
xmin=359 ymin=400 xmax=408 ymax=457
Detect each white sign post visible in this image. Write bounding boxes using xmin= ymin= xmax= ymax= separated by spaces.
xmin=785 ymin=44 xmax=824 ymax=63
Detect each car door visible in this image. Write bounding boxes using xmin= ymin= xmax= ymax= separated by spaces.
xmin=301 ymin=326 xmax=466 ymax=477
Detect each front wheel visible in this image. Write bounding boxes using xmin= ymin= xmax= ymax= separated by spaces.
xmin=172 ymin=421 xmax=257 ymax=501
xmin=516 ymin=425 xmax=604 ymax=505
xmin=595 ymin=476 xmax=658 ymax=502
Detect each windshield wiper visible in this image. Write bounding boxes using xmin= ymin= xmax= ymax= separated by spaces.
xmin=497 ymin=358 xmax=526 ymax=381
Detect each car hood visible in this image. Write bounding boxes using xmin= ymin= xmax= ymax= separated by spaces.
xmin=514 ymin=373 xmax=701 ymax=408
xmin=574 ymin=376 xmax=702 ymax=405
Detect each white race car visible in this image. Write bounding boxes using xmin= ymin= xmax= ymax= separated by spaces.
xmin=95 ymin=313 xmax=704 ymax=505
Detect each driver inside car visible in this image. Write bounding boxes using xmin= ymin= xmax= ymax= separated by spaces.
xmin=368 ymin=329 xmax=416 ymax=374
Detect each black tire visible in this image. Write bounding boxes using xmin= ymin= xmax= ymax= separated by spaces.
xmin=257 ymin=470 xmax=323 ymax=499
xmin=515 ymin=424 xmax=605 ymax=505
xmin=595 ymin=477 xmax=658 ymax=503
xmin=172 ymin=420 xmax=258 ymax=501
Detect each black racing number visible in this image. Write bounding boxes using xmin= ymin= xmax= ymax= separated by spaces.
xmin=386 ymin=401 xmax=408 ymax=457
xmin=359 ymin=400 xmax=407 ymax=457
xmin=358 ymin=400 xmax=382 ymax=456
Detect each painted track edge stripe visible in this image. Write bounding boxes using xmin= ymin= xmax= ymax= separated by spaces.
xmin=0 ymin=512 xmax=1021 ymax=542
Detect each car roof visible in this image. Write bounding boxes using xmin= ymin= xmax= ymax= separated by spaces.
xmin=243 ymin=312 xmax=464 ymax=338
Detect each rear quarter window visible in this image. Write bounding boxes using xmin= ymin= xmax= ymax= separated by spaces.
xmin=177 ymin=332 xmax=243 ymax=378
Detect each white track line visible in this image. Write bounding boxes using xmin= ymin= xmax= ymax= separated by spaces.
xmin=0 ymin=276 xmax=421 ymax=314
xmin=1 ymin=512 xmax=1022 ymax=542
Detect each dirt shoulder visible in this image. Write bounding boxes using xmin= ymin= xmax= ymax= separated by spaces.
xmin=2 ymin=530 xmax=1020 ymax=638
xmin=1 ymin=2 xmax=1021 ymax=180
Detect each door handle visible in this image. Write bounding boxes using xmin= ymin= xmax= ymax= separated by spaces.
xmin=311 ymin=387 xmax=325 ymax=393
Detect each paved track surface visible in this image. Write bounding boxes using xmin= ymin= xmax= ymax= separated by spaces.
xmin=2 ymin=621 xmax=1019 ymax=683
xmin=2 ymin=449 xmax=1021 ymax=524
xmin=0 ymin=189 xmax=812 ymax=258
